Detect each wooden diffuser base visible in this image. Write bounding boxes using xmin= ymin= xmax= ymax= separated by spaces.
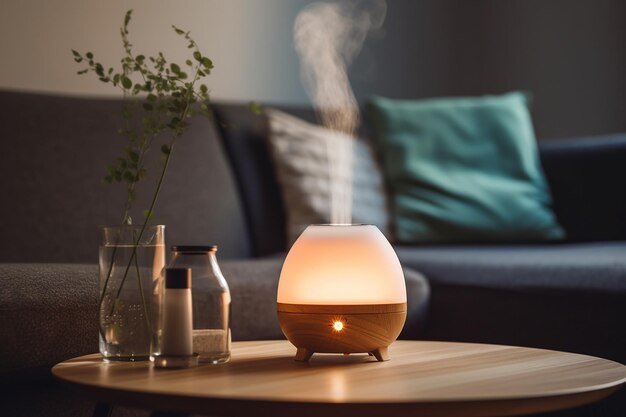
xmin=277 ymin=303 xmax=407 ymax=362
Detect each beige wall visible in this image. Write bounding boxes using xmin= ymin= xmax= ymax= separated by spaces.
xmin=0 ymin=0 xmax=310 ymax=103
xmin=1 ymin=1 xmax=623 ymax=137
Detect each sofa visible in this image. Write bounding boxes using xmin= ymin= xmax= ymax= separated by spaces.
xmin=0 ymin=90 xmax=625 ymax=417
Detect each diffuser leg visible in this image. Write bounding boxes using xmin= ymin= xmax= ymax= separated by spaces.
xmin=295 ymin=348 xmax=314 ymax=362
xmin=371 ymin=347 xmax=389 ymax=362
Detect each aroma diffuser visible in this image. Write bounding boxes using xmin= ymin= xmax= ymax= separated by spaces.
xmin=277 ymin=224 xmax=407 ymax=362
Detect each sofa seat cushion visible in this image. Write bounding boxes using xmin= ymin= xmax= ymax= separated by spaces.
xmin=395 ymin=242 xmax=626 ymax=363
xmin=0 ymin=261 xmax=429 ymax=383
xmin=223 ymin=257 xmax=430 ymax=341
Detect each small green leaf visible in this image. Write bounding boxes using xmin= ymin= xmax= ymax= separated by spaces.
xmin=136 ymin=54 xmax=145 ymax=62
xmin=161 ymin=145 xmax=171 ymax=155
xmin=124 ymin=10 xmax=133 ymax=28
xmin=147 ymin=93 xmax=157 ymax=102
xmin=86 ymin=52 xmax=93 ymax=59
xmin=173 ymin=26 xmax=185 ymax=35
xmin=170 ymin=63 xmax=181 ymax=74
xmin=71 ymin=49 xmax=81 ymax=57
xmin=185 ymin=59 xmax=192 ymax=66
xmin=201 ymin=57 xmax=213 ymax=69
xmin=121 ymin=76 xmax=132 ymax=89
xmin=193 ymin=51 xmax=202 ymax=61
xmin=200 ymin=84 xmax=208 ymax=94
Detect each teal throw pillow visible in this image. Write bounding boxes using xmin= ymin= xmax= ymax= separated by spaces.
xmin=367 ymin=92 xmax=565 ymax=243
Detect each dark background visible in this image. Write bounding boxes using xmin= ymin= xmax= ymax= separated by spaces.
xmin=350 ymin=0 xmax=626 ymax=139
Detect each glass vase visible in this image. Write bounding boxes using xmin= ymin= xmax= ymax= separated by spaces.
xmin=98 ymin=225 xmax=166 ymax=361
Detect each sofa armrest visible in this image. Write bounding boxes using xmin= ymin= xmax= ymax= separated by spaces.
xmin=0 ymin=263 xmax=99 ymax=382
xmin=539 ymin=133 xmax=626 ymax=242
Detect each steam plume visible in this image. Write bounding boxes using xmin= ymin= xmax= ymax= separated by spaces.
xmin=294 ymin=0 xmax=387 ymax=225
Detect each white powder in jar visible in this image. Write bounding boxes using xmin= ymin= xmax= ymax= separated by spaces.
xmin=193 ymin=329 xmax=228 ymax=355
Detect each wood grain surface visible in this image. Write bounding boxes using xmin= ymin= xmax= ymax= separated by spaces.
xmin=52 ymin=340 xmax=626 ymax=417
xmin=277 ymin=310 xmax=405 ymax=360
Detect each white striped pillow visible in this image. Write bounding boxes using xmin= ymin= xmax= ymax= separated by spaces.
xmin=266 ymin=108 xmax=390 ymax=245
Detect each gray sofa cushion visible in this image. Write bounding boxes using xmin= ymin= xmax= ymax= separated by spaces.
xmin=540 ymin=134 xmax=626 ymax=242
xmin=212 ymin=103 xmax=319 ymax=257
xmin=395 ymin=242 xmax=626 ymax=363
xmin=0 ymin=260 xmax=429 ymax=382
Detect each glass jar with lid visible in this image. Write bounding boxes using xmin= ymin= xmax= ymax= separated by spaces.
xmin=152 ymin=245 xmax=231 ymax=364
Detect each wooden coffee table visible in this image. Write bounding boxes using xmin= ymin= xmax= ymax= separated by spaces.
xmin=52 ymin=340 xmax=626 ymax=417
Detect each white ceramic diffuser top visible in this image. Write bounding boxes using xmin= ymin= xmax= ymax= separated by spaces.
xmin=277 ymin=224 xmax=406 ymax=305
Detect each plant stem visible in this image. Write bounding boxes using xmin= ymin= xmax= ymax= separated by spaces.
xmin=132 ymin=228 xmax=152 ymax=335
xmin=84 ymin=10 xmax=213 ymax=357
xmin=108 ymin=138 xmax=177 ymax=318
xmin=97 ymin=235 xmax=119 ymax=342
xmin=108 ymin=91 xmax=195 ymax=319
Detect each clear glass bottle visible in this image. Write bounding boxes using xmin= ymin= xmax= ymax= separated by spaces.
xmin=151 ymin=245 xmax=231 ymax=364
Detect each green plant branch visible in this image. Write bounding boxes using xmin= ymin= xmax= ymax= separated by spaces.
xmin=97 ymin=234 xmax=120 ymax=342
xmin=108 ymin=88 xmax=197 ymax=318
xmin=108 ymin=138 xmax=176 ymax=318
xmin=132 ymin=228 xmax=152 ymax=335
xmin=73 ymin=9 xmax=213 ymax=351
